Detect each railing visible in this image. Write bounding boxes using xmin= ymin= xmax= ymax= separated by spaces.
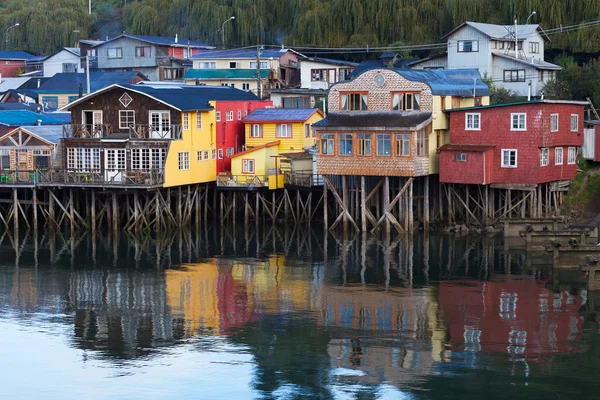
xmin=217 ymin=173 xmax=268 ymax=188
xmin=284 ymin=171 xmax=323 ymax=187
xmin=0 ymin=170 xmax=41 ymax=185
xmin=63 ymin=124 xmax=183 ymax=140
xmin=37 ymin=168 xmax=165 ymax=186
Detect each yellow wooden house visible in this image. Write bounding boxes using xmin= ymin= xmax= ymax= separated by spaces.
xmin=227 ymin=108 xmax=323 ymax=189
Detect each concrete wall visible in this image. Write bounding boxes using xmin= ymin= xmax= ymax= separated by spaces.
xmin=43 ymin=50 xmax=83 ymax=77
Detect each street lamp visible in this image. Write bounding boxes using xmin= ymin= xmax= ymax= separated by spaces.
xmin=221 ymin=16 xmax=235 ymax=49
xmin=73 ymin=30 xmax=81 ymax=48
xmin=5 ymin=23 xmax=20 ymax=50
xmin=526 ymin=11 xmax=536 ymax=25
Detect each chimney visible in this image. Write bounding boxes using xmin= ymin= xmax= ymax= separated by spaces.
xmin=36 ymin=119 xmax=42 ymax=126
xmin=175 ymin=33 xmax=178 ymax=43
xmin=79 ymin=82 xmax=83 ymax=98
xmin=37 ymin=78 xmax=40 ymax=88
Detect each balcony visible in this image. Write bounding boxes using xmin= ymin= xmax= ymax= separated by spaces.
xmin=63 ymin=124 xmax=183 ymax=140
xmin=37 ymin=168 xmax=165 ymax=187
xmin=217 ymin=173 xmax=268 ymax=189
xmin=0 ymin=170 xmax=40 ymax=186
xmin=283 ymin=171 xmax=323 ymax=187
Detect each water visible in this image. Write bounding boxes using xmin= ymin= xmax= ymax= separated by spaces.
xmin=0 ymin=226 xmax=599 ymax=399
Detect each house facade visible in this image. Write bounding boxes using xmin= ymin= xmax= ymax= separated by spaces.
xmin=42 ymin=48 xmax=83 ymax=77
xmin=93 ymin=34 xmax=214 ymax=81
xmin=0 ymin=51 xmax=36 ymax=78
xmin=298 ymin=57 xmax=357 ymax=90
xmin=411 ymin=22 xmax=561 ymax=97
xmin=314 ymin=68 xmax=490 ymax=177
xmin=439 ymin=100 xmax=586 ymax=186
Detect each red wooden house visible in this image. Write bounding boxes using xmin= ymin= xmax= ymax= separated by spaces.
xmin=213 ymin=99 xmax=273 ymax=173
xmin=439 ymin=100 xmax=586 ymax=186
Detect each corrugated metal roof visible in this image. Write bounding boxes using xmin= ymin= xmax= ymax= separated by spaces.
xmin=492 ymin=52 xmax=561 ymax=70
xmin=0 ymin=51 xmax=36 ymax=60
xmin=231 ymin=141 xmax=280 ymax=158
xmin=191 ymin=49 xmax=287 ymax=60
xmin=0 ymin=110 xmax=67 ymax=126
xmin=183 ymin=69 xmax=270 ymax=80
xmin=244 ymin=108 xmax=320 ymax=122
xmin=99 ymin=34 xmax=212 ymax=49
xmin=19 ymin=125 xmax=64 ymax=144
xmin=442 ymin=22 xmax=549 ymax=41
xmin=38 ymin=72 xmax=147 ymax=93
xmin=395 ymin=69 xmax=490 ymax=96
xmin=0 ymin=102 xmax=39 ymax=112
xmin=0 ymin=77 xmax=31 ymax=92
xmin=314 ymin=111 xmax=432 ymax=128
xmin=438 ymin=143 xmax=495 ymax=152
xmin=79 ymin=39 xmax=105 ymax=46
xmin=300 ymin=57 xmax=358 ymax=67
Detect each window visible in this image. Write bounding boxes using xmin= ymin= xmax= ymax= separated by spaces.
xmin=305 ymin=124 xmax=310 ymax=138
xmin=550 ymin=114 xmax=558 ymax=132
xmin=475 ymin=97 xmax=482 ymax=106
xmin=0 ymin=150 xmax=9 ymax=169
xmin=357 ymin=134 xmax=371 ymax=155
xmin=555 ymin=147 xmax=563 ymax=165
xmin=417 ymin=129 xmax=428 ymax=156
xmin=511 ymin=113 xmax=527 ymax=131
xmin=163 ymin=68 xmax=181 ymax=80
xmin=226 ymin=111 xmax=233 ymax=121
xmin=196 ymin=112 xmax=202 ymax=129
xmin=226 ymin=147 xmax=234 ymax=157
xmin=178 ymin=152 xmax=190 ymax=170
xmin=276 ymin=124 xmax=291 ymax=138
xmin=250 ymin=124 xmax=263 ymax=138
xmin=67 ymin=96 xmax=79 ymax=103
xmin=457 ymin=40 xmax=479 ymax=52
xmin=376 ymin=134 xmax=391 ymax=156
xmin=455 ymin=153 xmax=467 ymax=162
xmin=502 ymin=149 xmax=518 ymax=168
xmin=392 ymin=92 xmax=420 ymax=111
xmin=242 ymin=83 xmax=250 ymax=91
xmin=42 ymin=96 xmax=59 ymax=109
xmin=311 ymin=69 xmax=333 ymax=82
xmin=135 ymin=46 xmax=151 ymax=57
xmin=33 ymin=149 xmax=51 ymax=169
xmin=249 ymin=61 xmax=268 ymax=69
xmin=568 ymin=147 xmax=577 ymax=164
xmin=183 ymin=112 xmax=190 ymax=130
xmin=539 ymin=70 xmax=545 ymax=82
xmin=339 ymin=68 xmax=353 ymax=81
xmin=339 ymin=134 xmax=353 ymax=155
xmin=529 ymin=42 xmax=539 ymax=54
xmin=242 ymin=159 xmax=255 ymax=173
xmin=62 ymin=63 xmax=78 ymax=73
xmin=218 ymin=148 xmax=223 ymax=159
xmin=216 ymin=112 xmax=221 ymax=122
xmin=570 ymin=114 xmax=579 ymax=132
xmin=203 ymin=150 xmax=209 ymax=160
xmin=131 ymin=148 xmax=166 ymax=169
xmin=196 ymin=62 xmax=216 ymax=69
xmin=237 ymin=110 xmax=242 ymax=120
xmin=244 ymin=110 xmax=248 ymax=117
xmin=197 ymin=151 xmax=203 ymax=162
xmin=212 ymin=149 xmax=216 ymax=160
xmin=440 ymin=96 xmax=446 ymax=111
xmin=540 ymin=148 xmax=549 ymax=166
xmin=67 ymin=148 xmax=101 ymax=170
xmin=396 ymin=134 xmax=411 ymax=156
xmin=504 ymin=70 xmax=525 ymax=82
xmin=321 ymin=134 xmax=334 ymax=155
xmin=229 ymin=62 xmax=238 ymax=69
xmin=466 ymin=113 xmax=481 ymax=130
xmin=283 ymin=97 xmax=311 ymax=109
xmin=107 ymin=47 xmax=122 ymax=59
xmin=341 ymin=93 xmax=367 ymax=110
xmin=119 ymin=110 xmax=135 ymax=129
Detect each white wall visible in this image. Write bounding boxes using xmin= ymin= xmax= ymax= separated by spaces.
xmin=43 ymin=50 xmax=83 ymax=77
xmin=299 ymin=60 xmax=354 ymax=90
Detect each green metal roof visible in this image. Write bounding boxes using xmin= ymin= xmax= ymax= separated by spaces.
xmin=183 ymin=69 xmax=270 ymax=80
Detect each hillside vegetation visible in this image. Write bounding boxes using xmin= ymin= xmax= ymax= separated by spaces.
xmin=1 ymin=0 xmax=600 ymax=55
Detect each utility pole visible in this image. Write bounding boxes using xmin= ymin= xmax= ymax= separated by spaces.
xmin=89 ymin=0 xmax=92 ymax=14
xmin=514 ymin=17 xmax=519 ymax=59
xmin=256 ymin=44 xmax=262 ymax=99
xmin=86 ymin=55 xmax=91 ymax=94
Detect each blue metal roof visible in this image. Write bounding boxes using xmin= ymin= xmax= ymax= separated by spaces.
xmin=0 ymin=110 xmax=67 ymax=126
xmin=395 ymin=69 xmax=490 ymax=96
xmin=351 ymin=60 xmax=388 ymax=77
xmin=123 ymin=34 xmax=212 ymax=48
xmin=38 ymin=72 xmax=146 ymax=93
xmin=0 ymin=51 xmax=36 ymax=60
xmin=192 ymin=49 xmax=287 ymax=60
xmin=244 ymin=108 xmax=320 ymax=122
xmin=19 ymin=125 xmax=64 ymax=144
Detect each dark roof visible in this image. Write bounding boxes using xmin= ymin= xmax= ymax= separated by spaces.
xmin=313 ymin=111 xmax=432 ymax=128
xmin=63 ymin=83 xmax=260 ymax=112
xmin=352 ymin=60 xmax=388 ymax=77
xmin=280 ymin=151 xmax=312 ymax=159
xmin=438 ymin=144 xmax=495 ymax=152
xmin=26 ymin=55 xmax=49 ymax=63
xmin=407 ymin=51 xmax=447 ymax=67
xmin=299 ymin=57 xmax=358 ymax=67
xmin=192 ymin=49 xmax=289 ymax=60
xmin=0 ymin=110 xmax=67 ymax=126
xmin=0 ymin=102 xmax=39 ymax=111
xmin=379 ymin=53 xmax=398 ymax=59
xmin=79 ymin=39 xmax=105 ymax=47
xmin=395 ymin=69 xmax=490 ymax=96
xmin=244 ymin=108 xmax=321 ymax=122
xmin=38 ymin=72 xmax=147 ymax=93
xmin=0 ymin=51 xmax=36 ymax=60
xmin=102 ymin=34 xmax=213 ymax=49
xmin=442 ymin=22 xmax=550 ymax=42
xmin=19 ymin=77 xmax=49 ymax=90
xmin=183 ymin=69 xmax=270 ymax=80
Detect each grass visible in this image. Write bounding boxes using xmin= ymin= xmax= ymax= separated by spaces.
xmin=563 ymin=159 xmax=600 ymax=215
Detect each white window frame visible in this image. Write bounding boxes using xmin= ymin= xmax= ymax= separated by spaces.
xmin=212 ymin=149 xmax=216 ymax=160
xmin=196 ymin=112 xmax=202 ymax=129
xmin=511 ymin=113 xmax=527 ymax=131
xmin=226 ymin=147 xmax=234 ymax=157
xmin=570 ymin=114 xmax=579 ymax=132
xmin=216 ymin=111 xmax=221 ymax=122
xmin=455 ymin=153 xmax=467 ymax=162
xmin=501 ymin=149 xmax=518 ymax=168
xmin=118 ymin=110 xmax=135 ymax=129
xmin=218 ymin=148 xmax=223 ymax=159
xmin=250 ymin=124 xmax=262 ymax=138
xmin=226 ymin=110 xmax=233 ymax=121
xmin=555 ymin=147 xmax=563 ymax=165
xmin=203 ymin=150 xmax=209 ymax=160
xmin=550 ymin=114 xmax=558 ymax=132
xmin=107 ymin=47 xmax=122 ymax=59
xmin=457 ymin=40 xmax=479 ymax=52
xmin=276 ymin=124 xmax=291 ymax=138
xmin=237 ymin=110 xmax=242 ymax=120
xmin=197 ymin=151 xmax=203 ymax=162
xmin=242 ymin=159 xmax=255 ymax=173
xmin=568 ymin=147 xmax=577 ymax=164
xmin=178 ymin=152 xmax=190 ymax=170
xmin=540 ymin=148 xmax=549 ymax=166
xmin=465 ymin=113 xmax=481 ymax=130
xmin=183 ymin=112 xmax=190 ymax=130
xmin=131 ymin=148 xmax=166 ymax=170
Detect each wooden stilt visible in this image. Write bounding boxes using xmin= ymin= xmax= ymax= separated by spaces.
xmin=32 ymin=188 xmax=38 ymax=232
xmin=361 ymin=176 xmax=366 ymax=232
xmin=112 ymin=192 xmax=118 ymax=232
xmin=424 ymin=175 xmax=430 ymax=232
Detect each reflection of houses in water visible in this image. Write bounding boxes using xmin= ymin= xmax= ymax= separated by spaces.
xmin=438 ymin=278 xmax=585 ymax=359
xmin=318 ymin=285 xmax=447 ymax=384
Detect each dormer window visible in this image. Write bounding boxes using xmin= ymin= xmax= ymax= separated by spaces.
xmin=457 ymin=40 xmax=479 ymax=52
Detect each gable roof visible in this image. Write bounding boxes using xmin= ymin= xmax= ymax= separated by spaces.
xmin=79 ymin=39 xmax=105 ymax=47
xmin=51 ymin=47 xmax=80 ymax=58
xmin=442 ymin=21 xmax=550 ymax=42
xmin=0 ymin=77 xmax=32 ymax=92
xmin=100 ymin=34 xmax=213 ymax=49
xmin=299 ymin=57 xmax=358 ymax=67
xmin=407 ymin=51 xmax=447 ymax=67
xmin=191 ymin=48 xmax=292 ymax=60
xmin=395 ymin=69 xmax=490 ymax=96
xmin=183 ymin=69 xmax=270 ymax=80
xmin=0 ymin=51 xmax=36 ymax=60
xmin=230 ymin=141 xmax=281 ymax=158
xmin=61 ymin=83 xmax=261 ymax=112
xmin=0 ymin=110 xmax=67 ymax=126
xmin=37 ymin=71 xmax=147 ymax=93
xmin=244 ymin=108 xmax=322 ymax=123
xmin=5 ymin=125 xmax=63 ymax=145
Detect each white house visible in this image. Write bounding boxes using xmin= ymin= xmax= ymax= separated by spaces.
xmin=42 ymin=48 xmax=83 ymax=77
xmin=298 ymin=57 xmax=358 ymax=90
xmin=410 ymin=21 xmax=561 ymax=97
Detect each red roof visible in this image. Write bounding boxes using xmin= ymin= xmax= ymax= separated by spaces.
xmin=231 ymin=141 xmax=280 ymax=158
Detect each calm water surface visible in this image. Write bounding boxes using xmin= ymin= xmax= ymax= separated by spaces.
xmin=0 ymin=225 xmax=599 ymax=399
